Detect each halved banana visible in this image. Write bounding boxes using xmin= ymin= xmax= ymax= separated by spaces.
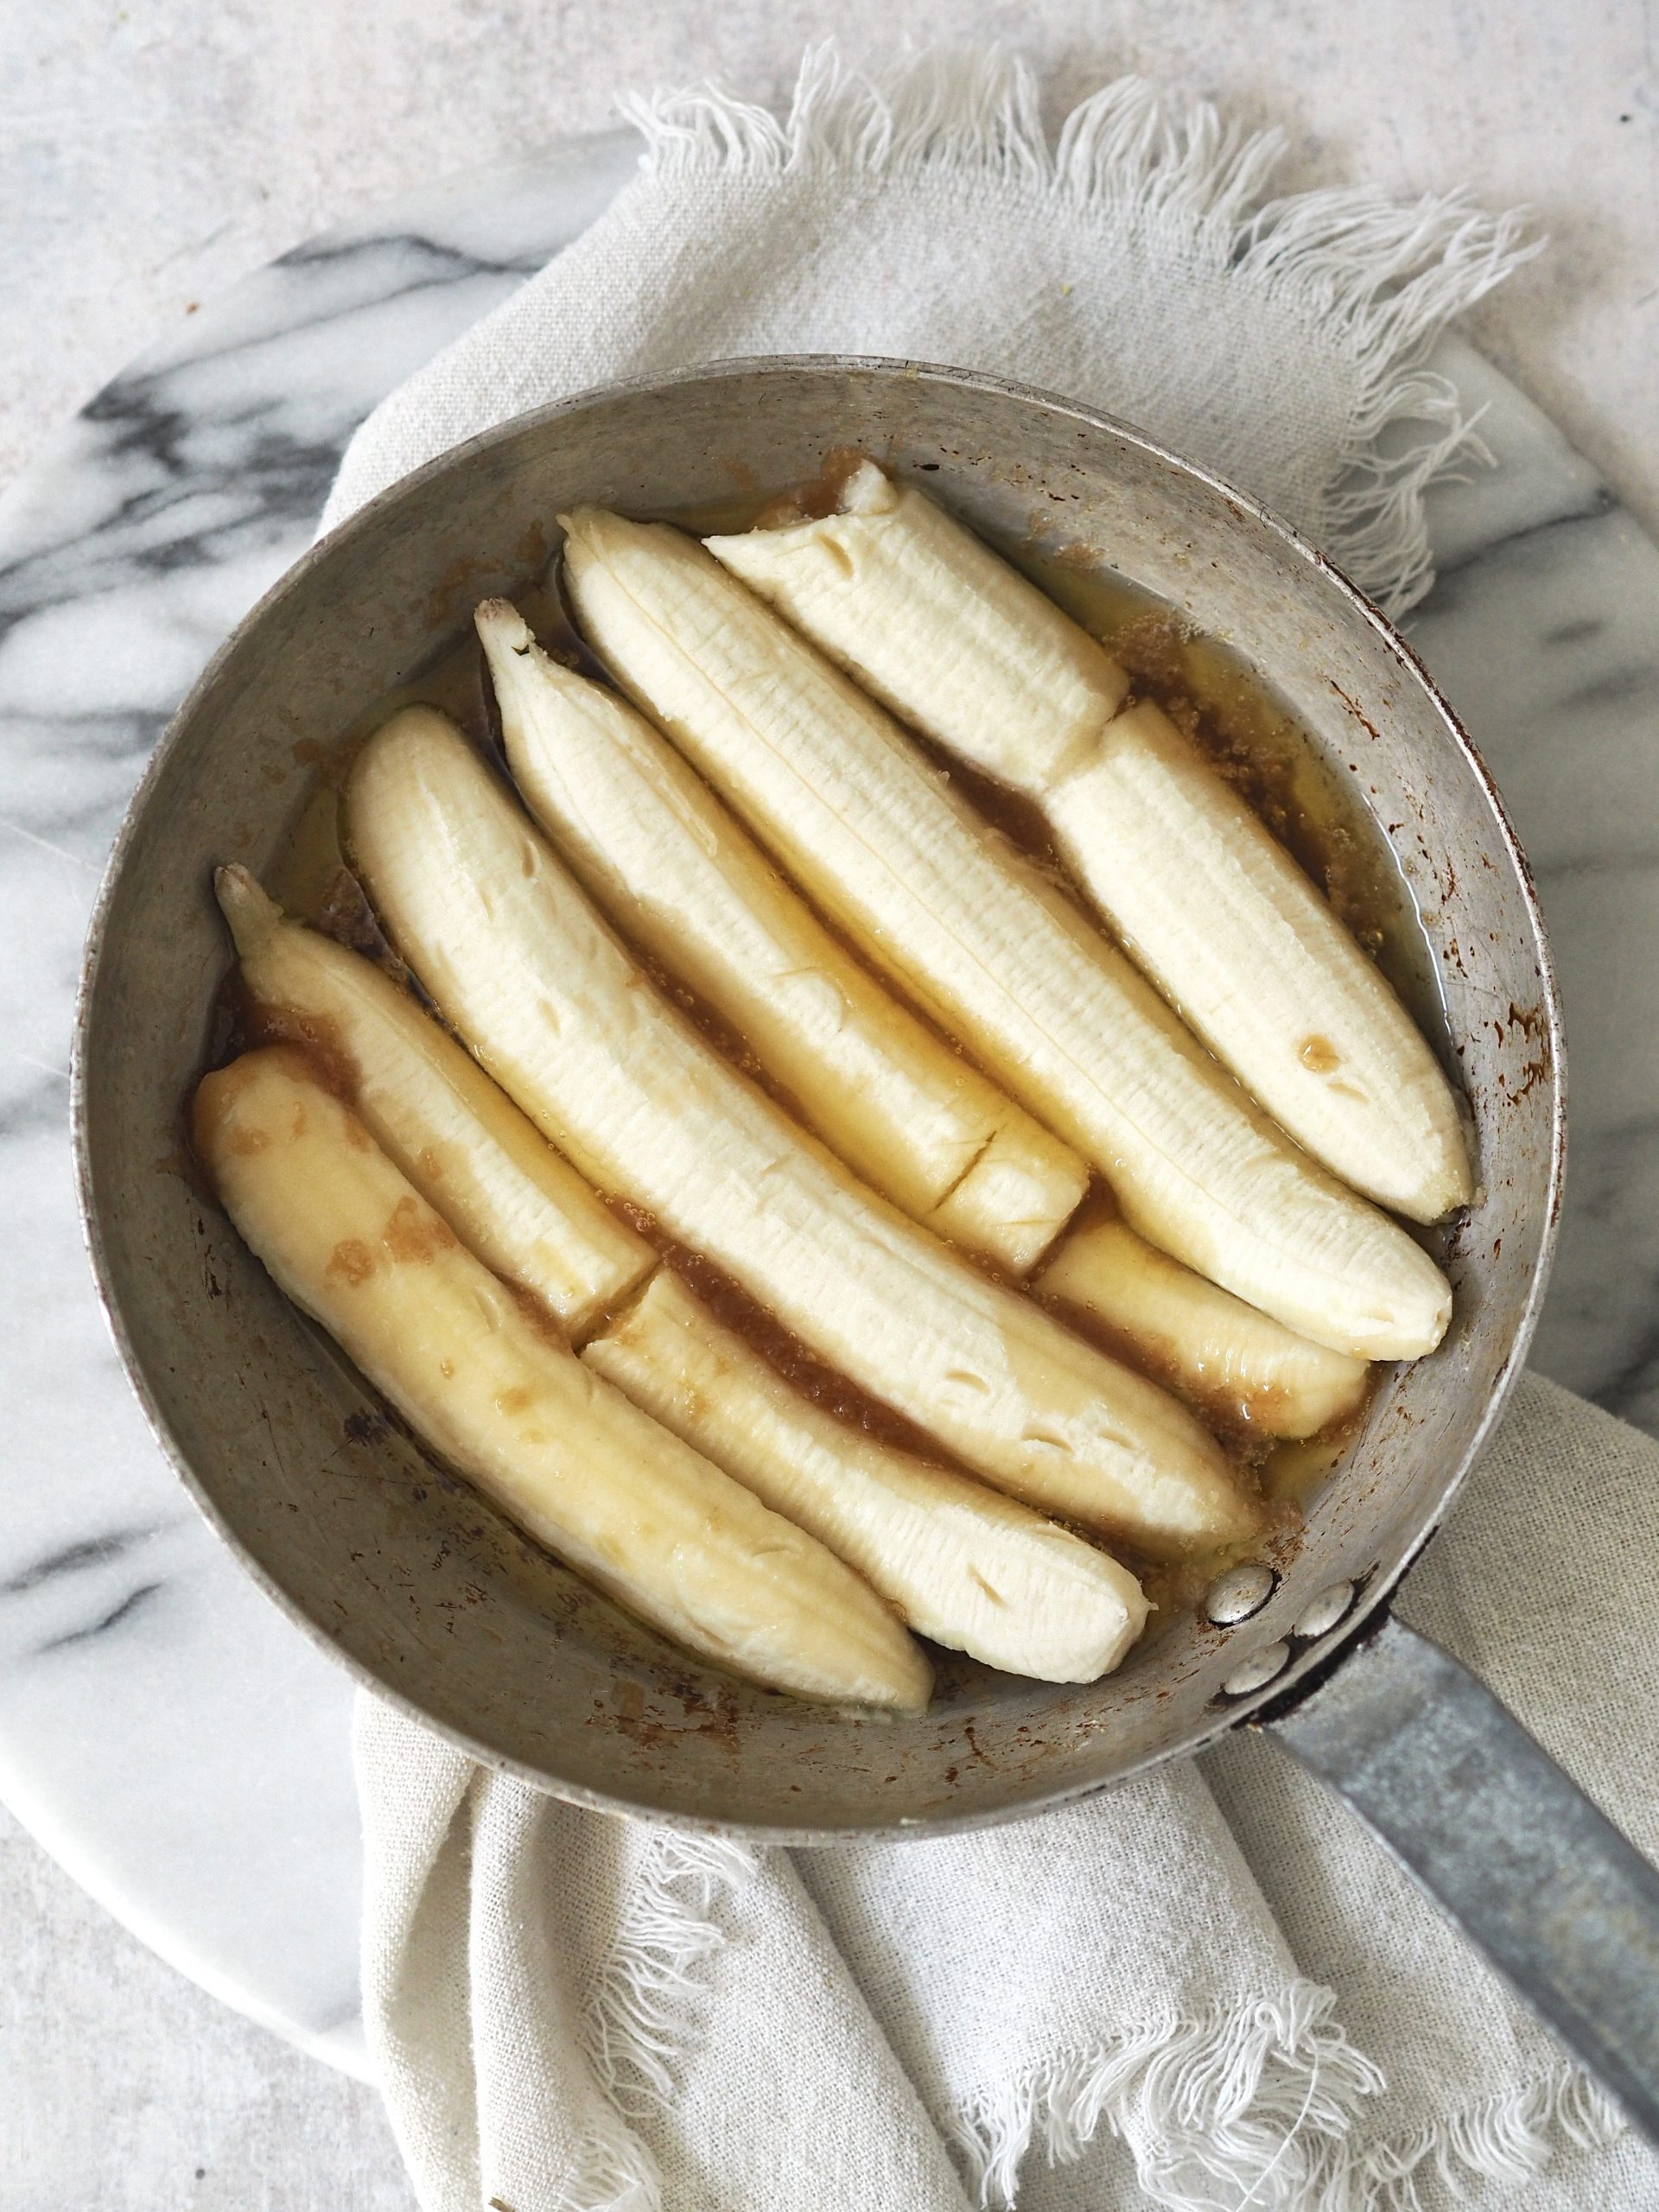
xmin=1037 ymin=1213 xmax=1370 ymax=1441
xmin=708 ymin=456 xmax=1130 ymax=790
xmin=707 ymin=464 xmax=1471 ymax=1225
xmin=1025 ymin=698 xmax=1473 ymax=1224
xmin=194 ymin=1046 xmax=931 ymax=1710
xmin=585 ymin=1268 xmax=1149 ymax=1681
xmin=476 ymin=600 xmax=1085 ymax=1273
xmin=216 ymin=864 xmax=653 ymax=1338
xmin=346 ymin=707 xmax=1255 ymax=1558
xmin=559 ymin=507 xmax=1451 ymax=1361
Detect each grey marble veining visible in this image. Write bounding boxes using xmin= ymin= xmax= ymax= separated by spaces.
xmin=1409 ymin=344 xmax=1659 ymax=1430
xmin=1 ymin=131 xmax=1656 ymax=2070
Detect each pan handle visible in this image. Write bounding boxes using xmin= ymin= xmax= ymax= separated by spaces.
xmin=1262 ymin=1611 xmax=1659 ymax=2145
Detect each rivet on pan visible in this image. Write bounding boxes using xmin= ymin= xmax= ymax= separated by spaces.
xmin=1205 ymin=1563 xmax=1277 ymax=1626
xmin=1220 ymin=1641 xmax=1291 ymax=1699
xmin=1292 ymin=1580 xmax=1356 ymax=1641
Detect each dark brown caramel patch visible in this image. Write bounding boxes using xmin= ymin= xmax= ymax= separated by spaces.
xmin=918 ymin=740 xmax=1067 ymax=874
xmin=1299 ymin=1033 xmax=1343 ymax=1075
xmin=752 ymin=445 xmax=871 ymax=530
xmin=604 ymin=1197 xmax=952 ymax=1465
xmin=327 ymin=1238 xmax=376 ymax=1287
xmin=232 ymin=991 xmax=363 ymax=1103
xmin=505 ymin=1279 xmax=575 ymax=1353
xmin=316 ymin=863 xmax=393 ymax=957
xmin=384 ymin=1193 xmax=457 ymax=1264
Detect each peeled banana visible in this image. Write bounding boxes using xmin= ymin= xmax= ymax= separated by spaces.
xmin=215 ymin=864 xmax=653 ymax=1338
xmin=1021 ymin=698 xmax=1473 ymax=1224
xmin=707 ymin=463 xmax=1472 ymax=1225
xmin=708 ymin=456 xmax=1130 ymax=790
xmin=194 ymin=1046 xmax=931 ymax=1709
xmin=585 ymin=1268 xmax=1150 ymax=1681
xmin=346 ymin=707 xmax=1255 ymax=1557
xmin=559 ymin=507 xmax=1451 ymax=1362
xmin=1037 ymin=1212 xmax=1370 ymax=1440
xmin=476 ymin=600 xmax=1086 ymax=1273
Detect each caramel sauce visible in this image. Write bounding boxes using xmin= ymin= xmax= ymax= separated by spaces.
xmin=233 ymin=991 xmax=361 ymax=1101
xmin=212 ymin=465 xmax=1446 ymax=1622
xmin=383 ymin=1192 xmax=458 ymax=1264
xmin=326 ymin=1237 xmax=376 ymax=1287
xmin=1258 ymin=1409 xmax=1368 ymax=1509
xmin=610 ymin=1200 xmax=954 ymax=1465
xmin=751 ymin=445 xmax=872 ymax=530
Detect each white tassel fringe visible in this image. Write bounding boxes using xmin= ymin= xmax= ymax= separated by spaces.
xmin=1359 ymin=2066 xmax=1624 ymax=2211
xmin=575 ymin=1841 xmax=1620 ymax=2212
xmin=950 ymin=1982 xmax=1384 ymax=2212
xmin=950 ymin=1988 xmax=1624 ymax=2211
xmin=546 ymin=1831 xmax=755 ymax=2212
xmin=583 ymin=1831 xmax=757 ymax=2121
xmin=621 ymin=44 xmax=1537 ymax=616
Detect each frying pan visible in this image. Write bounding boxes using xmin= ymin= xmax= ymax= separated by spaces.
xmin=73 ymin=359 xmax=1659 ymax=2137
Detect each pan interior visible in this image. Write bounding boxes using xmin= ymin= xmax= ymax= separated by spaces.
xmin=76 ymin=362 xmax=1559 ymax=1835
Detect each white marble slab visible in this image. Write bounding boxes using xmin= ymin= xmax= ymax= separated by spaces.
xmin=1 ymin=130 xmax=1655 ymax=2075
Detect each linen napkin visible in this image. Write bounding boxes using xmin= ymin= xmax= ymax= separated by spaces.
xmin=331 ymin=47 xmax=1659 ymax=2211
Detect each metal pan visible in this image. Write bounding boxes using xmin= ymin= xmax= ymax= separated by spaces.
xmin=73 ymin=359 xmax=1659 ymax=2135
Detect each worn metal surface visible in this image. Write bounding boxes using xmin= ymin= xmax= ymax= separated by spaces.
xmin=1268 ymin=1615 xmax=1659 ymax=2143
xmin=73 ymin=358 xmax=1563 ymax=1837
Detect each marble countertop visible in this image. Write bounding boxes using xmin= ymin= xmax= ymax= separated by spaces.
xmin=3 ymin=7 xmax=1656 ymax=2207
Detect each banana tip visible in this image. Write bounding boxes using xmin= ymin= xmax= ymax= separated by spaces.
xmin=213 ymin=861 xmax=277 ymax=942
xmin=474 ymin=598 xmax=531 ymax=653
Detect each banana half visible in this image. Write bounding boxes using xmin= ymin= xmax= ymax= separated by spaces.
xmin=216 ymin=864 xmax=652 ymax=1338
xmin=194 ymin=1046 xmax=931 ymax=1709
xmin=1036 ymin=1213 xmax=1369 ymax=1441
